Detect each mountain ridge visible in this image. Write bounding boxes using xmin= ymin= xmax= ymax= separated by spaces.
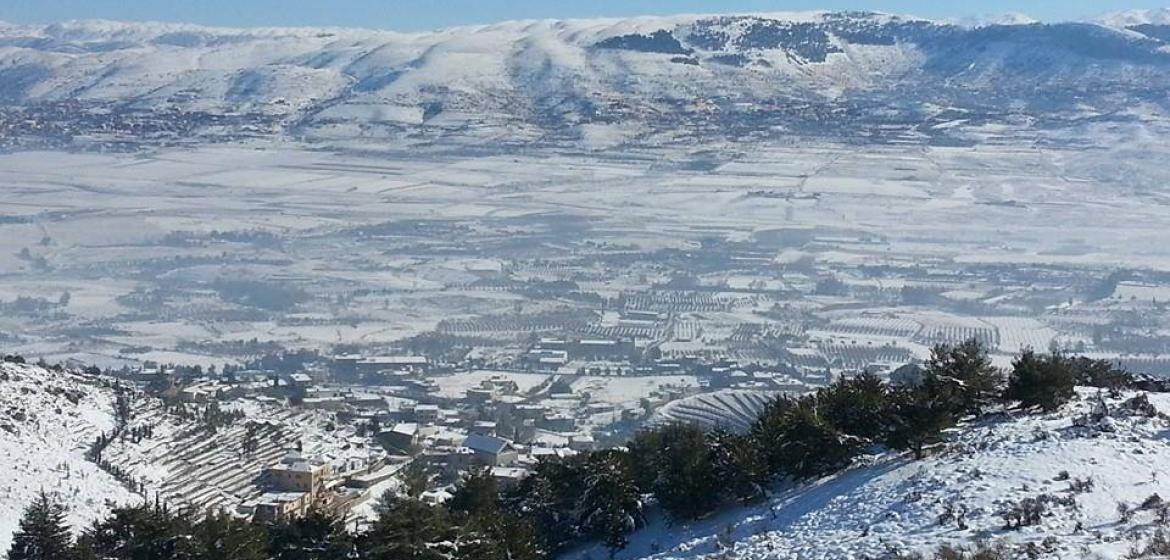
xmin=1 ymin=8 xmax=1159 ymax=37
xmin=0 ymin=9 xmax=1169 ymax=151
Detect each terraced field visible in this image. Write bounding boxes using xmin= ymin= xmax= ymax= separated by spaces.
xmin=101 ymin=401 xmax=362 ymax=515
xmin=651 ymin=390 xmax=782 ymax=433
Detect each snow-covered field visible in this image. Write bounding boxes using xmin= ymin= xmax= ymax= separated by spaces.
xmin=2 ymin=140 xmax=1170 ymax=374
xmin=431 ymin=370 xmax=550 ymax=399
xmin=572 ymin=389 xmax=1170 ymax=560
xmin=0 ymin=362 xmax=137 ymax=552
xmin=572 ymin=376 xmax=699 ymax=407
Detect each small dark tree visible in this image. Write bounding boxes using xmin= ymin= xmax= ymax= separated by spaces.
xmin=816 ymin=372 xmax=890 ymax=443
xmin=924 ymin=339 xmax=1003 ymax=417
xmin=76 ymin=503 xmax=192 ymax=560
xmin=707 ymin=430 xmax=769 ymax=504
xmin=400 ymin=462 xmax=430 ymax=500
xmin=628 ymin=423 xmax=720 ymax=520
xmin=749 ymin=396 xmax=798 ymax=477
xmin=577 ymin=450 xmax=644 ymax=553
xmin=267 ymin=508 xmax=352 ymax=560
xmin=885 ymin=384 xmax=954 ymax=460
xmin=501 ymin=457 xmax=584 ymax=552
xmin=184 ymin=513 xmax=267 ymax=560
xmin=8 ymin=491 xmax=74 ymax=560
xmin=448 ymin=468 xmax=499 ymax=519
xmin=1004 ymin=351 xmax=1077 ymax=413
xmin=774 ymin=398 xmax=864 ymax=479
xmin=361 ymin=495 xmax=453 ymax=560
xmin=454 ymin=512 xmax=543 ymax=560
xmin=1069 ymin=357 xmax=1130 ymax=391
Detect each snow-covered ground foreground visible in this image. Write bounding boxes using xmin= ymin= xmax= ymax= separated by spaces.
xmin=572 ymin=388 xmax=1170 ymax=560
xmin=0 ymin=362 xmax=137 ymax=553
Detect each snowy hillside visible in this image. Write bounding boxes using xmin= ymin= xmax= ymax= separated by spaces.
xmin=578 ymin=388 xmax=1170 ymax=559
xmin=0 ymin=360 xmax=136 ymax=553
xmin=1097 ymin=9 xmax=1170 ymax=29
xmin=1 ymin=11 xmax=1170 ymax=149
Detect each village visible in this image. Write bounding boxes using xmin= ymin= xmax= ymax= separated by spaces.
xmin=90 ymin=341 xmax=829 ymax=527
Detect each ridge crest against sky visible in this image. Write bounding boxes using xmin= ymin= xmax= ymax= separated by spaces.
xmin=1 ymin=1 xmax=1167 ymax=31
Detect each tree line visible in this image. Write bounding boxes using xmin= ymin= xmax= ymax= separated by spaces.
xmin=498 ymin=340 xmax=1137 ymax=554
xmin=8 ymin=473 xmax=542 ymax=560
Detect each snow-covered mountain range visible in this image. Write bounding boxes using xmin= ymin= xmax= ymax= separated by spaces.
xmin=1 ymin=10 xmax=1169 ymax=148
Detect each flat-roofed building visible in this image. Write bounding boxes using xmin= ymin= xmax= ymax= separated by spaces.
xmin=462 ymin=433 xmax=518 ymax=467
xmin=267 ymin=451 xmax=331 ymax=497
xmin=251 ymin=491 xmax=312 ymax=523
xmin=378 ymin=423 xmax=420 ymax=453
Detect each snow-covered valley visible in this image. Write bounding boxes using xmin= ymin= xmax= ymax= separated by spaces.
xmin=4 ymin=7 xmax=1170 ymax=560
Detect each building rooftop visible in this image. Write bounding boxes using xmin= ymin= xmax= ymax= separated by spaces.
xmin=358 ymin=356 xmax=428 ymax=365
xmin=390 ymin=422 xmax=418 ymax=436
xmin=490 ymin=467 xmax=528 ymax=479
xmin=463 ymin=433 xmax=511 ymax=455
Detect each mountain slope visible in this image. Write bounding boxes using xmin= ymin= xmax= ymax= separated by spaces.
xmin=572 ymin=389 xmax=1170 ymax=560
xmin=1 ymin=12 xmax=1169 ymax=149
xmin=1096 ymin=8 xmax=1170 ymax=29
xmin=0 ymin=360 xmax=136 ymax=553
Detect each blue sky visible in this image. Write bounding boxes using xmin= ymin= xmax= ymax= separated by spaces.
xmin=0 ymin=1 xmax=1164 ymax=31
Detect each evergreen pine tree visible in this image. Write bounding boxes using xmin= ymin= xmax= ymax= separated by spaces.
xmin=8 ymin=491 xmax=74 ymax=560
xmin=359 ymin=494 xmax=453 ymax=560
xmin=707 ymin=430 xmax=769 ymax=504
xmin=577 ymin=450 xmax=644 ymax=553
xmin=924 ymin=339 xmax=1003 ymax=417
xmin=75 ymin=502 xmax=191 ymax=560
xmin=454 ymin=512 xmax=544 ymax=560
xmin=448 ymin=468 xmax=499 ymax=518
xmin=774 ymin=398 xmax=864 ymax=479
xmin=267 ymin=508 xmax=352 ymax=560
xmin=400 ymin=462 xmax=429 ymax=500
xmin=629 ymin=423 xmax=720 ymax=520
xmin=749 ymin=396 xmax=798 ymax=477
xmin=816 ymin=372 xmax=890 ymax=443
xmin=184 ymin=513 xmax=267 ymax=560
xmin=501 ymin=456 xmax=585 ymax=552
xmin=1005 ymin=350 xmax=1078 ymax=413
xmin=884 ymin=384 xmax=954 ymax=460
xmin=1070 ymin=356 xmax=1130 ymax=390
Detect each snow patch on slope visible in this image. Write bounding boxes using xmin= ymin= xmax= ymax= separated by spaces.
xmin=0 ymin=362 xmax=136 ymax=553
xmin=953 ymin=13 xmax=1040 ymax=28
xmin=1096 ymin=9 xmax=1170 ymax=29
